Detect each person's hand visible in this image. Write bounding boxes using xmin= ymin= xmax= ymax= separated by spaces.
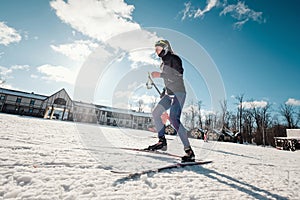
xmin=151 ymin=71 xmax=161 ymax=78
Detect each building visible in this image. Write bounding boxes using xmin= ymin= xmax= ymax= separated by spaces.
xmin=95 ymin=105 xmax=152 ymax=130
xmin=0 ymin=87 xmax=72 ymax=120
xmin=0 ymin=87 xmax=152 ymax=130
xmin=274 ymin=129 xmax=300 ymax=151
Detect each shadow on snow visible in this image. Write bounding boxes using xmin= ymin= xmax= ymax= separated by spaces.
xmin=113 ymin=164 xmax=287 ymax=200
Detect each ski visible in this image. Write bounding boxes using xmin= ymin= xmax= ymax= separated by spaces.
xmin=119 ymin=147 xmax=182 ymax=158
xmin=111 ymin=160 xmax=213 ymax=178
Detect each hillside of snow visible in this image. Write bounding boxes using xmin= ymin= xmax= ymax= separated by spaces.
xmin=0 ymin=113 xmax=299 ymax=199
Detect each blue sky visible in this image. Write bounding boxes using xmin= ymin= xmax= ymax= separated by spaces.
xmin=0 ymin=0 xmax=299 ymax=113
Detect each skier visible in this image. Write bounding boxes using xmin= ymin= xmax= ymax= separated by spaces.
xmin=204 ymin=130 xmax=208 ymax=142
xmin=145 ymin=40 xmax=195 ymax=162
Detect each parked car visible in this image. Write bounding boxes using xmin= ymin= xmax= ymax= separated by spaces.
xmin=216 ymin=128 xmax=243 ymax=143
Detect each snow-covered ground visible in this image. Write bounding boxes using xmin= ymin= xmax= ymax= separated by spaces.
xmin=0 ymin=113 xmax=299 ymax=200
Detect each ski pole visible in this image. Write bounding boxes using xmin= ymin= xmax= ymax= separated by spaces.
xmin=146 ymin=72 xmax=161 ymax=96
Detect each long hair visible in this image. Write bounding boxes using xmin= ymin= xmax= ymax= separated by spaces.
xmin=164 ymin=40 xmax=174 ymax=54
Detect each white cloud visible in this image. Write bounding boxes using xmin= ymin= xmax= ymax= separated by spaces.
xmin=50 ymin=0 xmax=160 ymax=69
xmin=113 ymin=92 xmax=157 ymax=112
xmin=195 ymin=0 xmax=218 ymax=18
xmin=286 ymin=98 xmax=300 ymax=106
xmin=181 ymin=0 xmax=219 ymax=20
xmin=242 ymin=100 xmax=268 ymax=109
xmin=0 ymin=22 xmax=22 ymax=46
xmin=128 ymin=95 xmax=155 ymax=112
xmin=0 ymin=66 xmax=12 ymax=77
xmin=181 ymin=2 xmax=193 ymax=20
xmin=233 ymin=18 xmax=248 ymax=29
xmin=127 ymin=82 xmax=139 ymax=90
xmin=50 ymin=0 xmax=140 ymax=42
xmin=113 ymin=102 xmax=131 ymax=110
xmin=30 ymin=74 xmax=38 ymax=79
xmin=114 ymin=82 xmax=153 ymax=102
xmin=0 ymin=65 xmax=30 ymax=80
xmin=131 ymin=94 xmax=157 ymax=105
xmin=51 ymin=40 xmax=98 ymax=61
xmin=130 ymin=104 xmax=152 ymax=113
xmin=0 ymin=83 xmax=20 ymax=91
xmin=37 ymin=64 xmax=78 ymax=85
xmin=181 ymin=0 xmax=265 ymax=29
xmin=128 ymin=49 xmax=160 ymax=69
xmin=114 ymin=90 xmax=132 ymax=99
xmin=11 ymin=65 xmax=30 ymax=71
xmin=183 ymin=104 xmax=197 ymax=113
xmin=220 ymin=1 xmax=265 ymax=29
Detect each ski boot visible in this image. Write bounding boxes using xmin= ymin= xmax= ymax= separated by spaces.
xmin=181 ymin=146 xmax=195 ymax=163
xmin=145 ymin=136 xmax=167 ymax=151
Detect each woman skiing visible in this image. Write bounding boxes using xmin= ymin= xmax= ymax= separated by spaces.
xmin=145 ymin=40 xmax=195 ymax=162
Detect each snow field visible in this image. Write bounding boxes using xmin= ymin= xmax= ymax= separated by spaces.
xmin=0 ymin=113 xmax=299 ymax=199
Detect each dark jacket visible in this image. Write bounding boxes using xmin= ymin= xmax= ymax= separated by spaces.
xmin=160 ymin=52 xmax=186 ymax=95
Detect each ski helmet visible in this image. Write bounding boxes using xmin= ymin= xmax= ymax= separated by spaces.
xmin=155 ymin=40 xmax=173 ymax=57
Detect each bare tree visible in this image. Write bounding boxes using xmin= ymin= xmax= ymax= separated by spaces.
xmin=138 ymin=99 xmax=144 ymax=112
xmin=250 ymin=102 xmax=271 ymax=146
xmin=150 ymin=96 xmax=158 ymax=112
xmin=235 ymin=94 xmax=244 ymax=133
xmin=205 ymin=112 xmax=217 ymax=130
xmin=183 ymin=101 xmax=198 ymax=130
xmin=279 ymin=104 xmax=299 ymax=128
xmin=298 ymin=110 xmax=300 ymax=126
xmin=213 ymin=112 xmax=218 ymax=129
xmin=204 ymin=113 xmax=213 ymax=130
xmin=190 ymin=101 xmax=196 ymax=129
xmin=229 ymin=111 xmax=238 ymax=131
xmin=220 ymin=99 xmax=230 ymax=128
xmin=197 ymin=101 xmax=203 ymax=129
xmin=183 ymin=111 xmax=190 ymax=128
xmin=242 ymin=110 xmax=254 ymax=143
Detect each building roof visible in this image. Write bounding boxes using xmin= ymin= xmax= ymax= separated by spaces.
xmin=0 ymin=87 xmax=48 ymax=100
xmin=73 ymin=101 xmax=96 ymax=109
xmin=98 ymin=106 xmax=151 ymax=117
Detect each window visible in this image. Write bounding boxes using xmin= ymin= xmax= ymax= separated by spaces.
xmin=107 ymin=112 xmax=112 ymax=117
xmin=54 ymin=98 xmax=66 ymax=105
xmin=29 ymin=108 xmax=33 ymax=113
xmin=0 ymin=95 xmax=5 ymax=100
xmin=30 ymin=99 xmax=35 ymax=106
xmin=16 ymin=97 xmax=22 ymax=103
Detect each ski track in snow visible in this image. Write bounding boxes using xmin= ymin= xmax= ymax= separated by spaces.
xmin=0 ymin=113 xmax=299 ymax=199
